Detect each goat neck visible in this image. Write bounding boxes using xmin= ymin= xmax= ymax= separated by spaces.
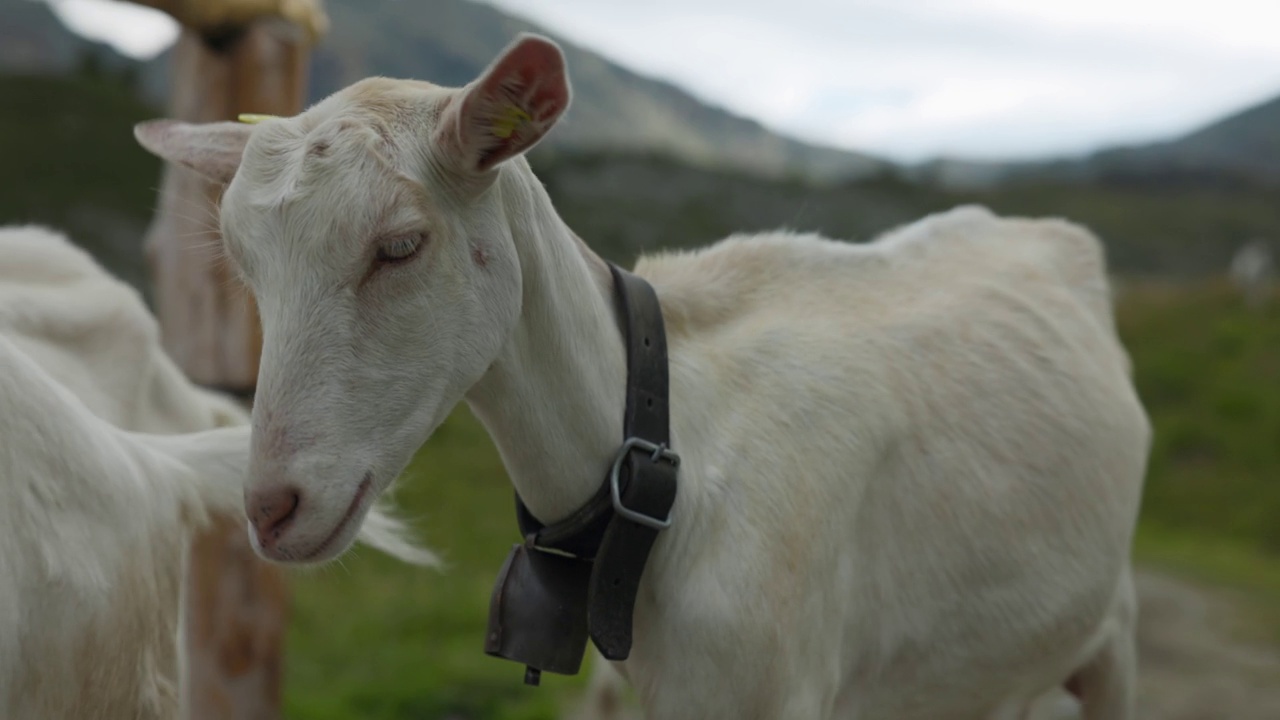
xmin=465 ymin=161 xmax=627 ymax=524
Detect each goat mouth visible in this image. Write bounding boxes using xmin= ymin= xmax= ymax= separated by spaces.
xmin=296 ymin=473 xmax=373 ymax=563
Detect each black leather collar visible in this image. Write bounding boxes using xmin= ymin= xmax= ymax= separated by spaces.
xmin=484 ymin=262 xmax=680 ymax=685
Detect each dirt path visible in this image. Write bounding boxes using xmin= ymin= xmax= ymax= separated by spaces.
xmin=569 ymin=567 xmax=1280 ymax=719
xmin=1032 ymin=567 xmax=1280 ymax=720
xmin=1128 ymin=568 xmax=1280 ymax=719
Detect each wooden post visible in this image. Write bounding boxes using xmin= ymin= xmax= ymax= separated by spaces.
xmin=139 ymin=16 xmax=315 ymax=720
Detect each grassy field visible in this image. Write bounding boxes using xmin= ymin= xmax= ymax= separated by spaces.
xmin=282 ymin=281 xmax=1280 ymax=719
xmin=1119 ymin=282 xmax=1280 ymax=554
xmin=284 ymin=411 xmax=586 ymax=720
xmin=1118 ymin=281 xmax=1280 ymax=642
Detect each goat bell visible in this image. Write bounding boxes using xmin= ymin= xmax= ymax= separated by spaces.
xmin=484 ymin=543 xmax=592 ymax=685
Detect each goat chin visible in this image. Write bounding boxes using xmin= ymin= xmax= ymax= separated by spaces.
xmin=138 ymin=425 xmax=438 ymax=568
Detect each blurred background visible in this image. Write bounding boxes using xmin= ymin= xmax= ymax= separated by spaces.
xmin=3 ymin=0 xmax=1278 ymax=717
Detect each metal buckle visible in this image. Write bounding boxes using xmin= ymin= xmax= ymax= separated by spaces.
xmin=608 ymin=437 xmax=680 ymax=530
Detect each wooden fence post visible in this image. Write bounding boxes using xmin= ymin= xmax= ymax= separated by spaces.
xmin=136 ymin=10 xmax=320 ymax=719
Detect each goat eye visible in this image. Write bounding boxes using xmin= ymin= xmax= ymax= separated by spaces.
xmin=375 ymin=235 xmax=424 ymax=265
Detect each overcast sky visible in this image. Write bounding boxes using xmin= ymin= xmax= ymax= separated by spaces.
xmin=44 ymin=0 xmax=1280 ymax=162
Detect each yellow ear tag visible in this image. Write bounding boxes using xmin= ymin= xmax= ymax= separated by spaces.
xmin=491 ymin=105 xmax=532 ymax=139
xmin=237 ymin=113 xmax=280 ymax=124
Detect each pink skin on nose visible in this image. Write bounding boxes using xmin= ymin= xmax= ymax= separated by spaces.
xmin=246 ymin=474 xmax=376 ymax=562
xmin=247 ymin=485 xmax=301 ymax=549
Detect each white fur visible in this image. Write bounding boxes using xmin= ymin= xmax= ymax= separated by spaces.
xmin=134 ymin=34 xmax=1151 ymax=720
xmin=0 ymin=225 xmax=433 ymax=719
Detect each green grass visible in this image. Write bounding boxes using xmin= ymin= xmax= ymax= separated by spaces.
xmin=283 ymin=408 xmax=589 ymax=720
xmin=1118 ymin=281 xmax=1280 ymax=642
xmin=1118 ymin=281 xmax=1280 ymax=554
xmin=281 ymin=280 xmax=1280 ymax=718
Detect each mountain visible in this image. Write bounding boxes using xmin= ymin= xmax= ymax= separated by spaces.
xmin=1 ymin=0 xmax=100 ymax=72
xmin=5 ymin=0 xmax=1275 ymax=286
xmin=304 ymin=0 xmax=888 ymax=181
xmin=1083 ymin=93 xmax=1280 ymax=186
xmin=1 ymin=0 xmax=145 ymax=79
xmin=913 ymin=90 xmax=1280 ymax=190
xmin=536 ymin=152 xmax=1279 ymax=277
xmin=2 ymin=0 xmax=886 ymax=182
xmin=3 ymin=61 xmax=1274 ymax=298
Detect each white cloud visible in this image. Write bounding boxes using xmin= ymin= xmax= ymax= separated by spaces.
xmin=483 ymin=0 xmax=1280 ymax=161
xmin=40 ymin=0 xmax=1280 ymax=161
xmin=45 ymin=0 xmax=178 ymax=60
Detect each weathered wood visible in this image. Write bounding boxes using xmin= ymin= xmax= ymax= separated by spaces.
xmin=183 ymin=516 xmax=291 ymax=720
xmin=127 ymin=0 xmax=328 ymax=41
xmin=140 ymin=19 xmax=313 ymax=720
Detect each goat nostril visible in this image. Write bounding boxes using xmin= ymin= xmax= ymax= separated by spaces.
xmin=254 ymin=488 xmax=301 ymax=539
xmin=274 ymin=491 xmax=300 ymax=530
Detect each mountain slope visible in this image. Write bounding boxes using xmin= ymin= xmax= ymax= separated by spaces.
xmin=1 ymin=0 xmax=142 ymax=78
xmin=307 ymin=0 xmax=886 ymax=181
xmin=4 ymin=0 xmax=885 ymax=181
xmin=1086 ymin=93 xmax=1280 ymax=185
xmin=915 ymin=90 xmax=1280 ymax=189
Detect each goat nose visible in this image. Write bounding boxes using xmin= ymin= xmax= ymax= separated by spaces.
xmin=247 ymin=486 xmax=301 ymax=542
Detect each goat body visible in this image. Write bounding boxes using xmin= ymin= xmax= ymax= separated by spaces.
xmin=132 ymin=35 xmax=1151 ymax=720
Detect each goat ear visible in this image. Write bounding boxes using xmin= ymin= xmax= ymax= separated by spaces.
xmin=434 ymin=33 xmax=571 ymax=174
xmin=134 ymin=119 xmax=252 ymax=185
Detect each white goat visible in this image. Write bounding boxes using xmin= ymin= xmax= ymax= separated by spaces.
xmin=0 ymin=225 xmax=432 ymax=719
xmin=1229 ymin=239 xmax=1273 ymax=309
xmin=135 ymin=34 xmax=1152 ymax=720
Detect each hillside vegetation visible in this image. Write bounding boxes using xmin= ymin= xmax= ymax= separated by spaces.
xmin=3 ymin=0 xmax=885 ymax=182
xmin=0 ymin=71 xmax=161 ymax=290
xmin=914 ymin=86 xmax=1280 ymax=190
xmin=538 ymin=152 xmax=1280 ymax=276
xmin=1068 ymin=93 xmax=1280 ymax=188
xmin=2 ymin=67 xmax=1276 ymax=284
xmin=10 ymin=0 xmax=1280 ymax=189
xmin=1121 ymin=282 xmax=1280 ymax=556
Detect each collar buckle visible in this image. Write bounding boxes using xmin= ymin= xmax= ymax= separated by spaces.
xmin=608 ymin=437 xmax=680 ymax=530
